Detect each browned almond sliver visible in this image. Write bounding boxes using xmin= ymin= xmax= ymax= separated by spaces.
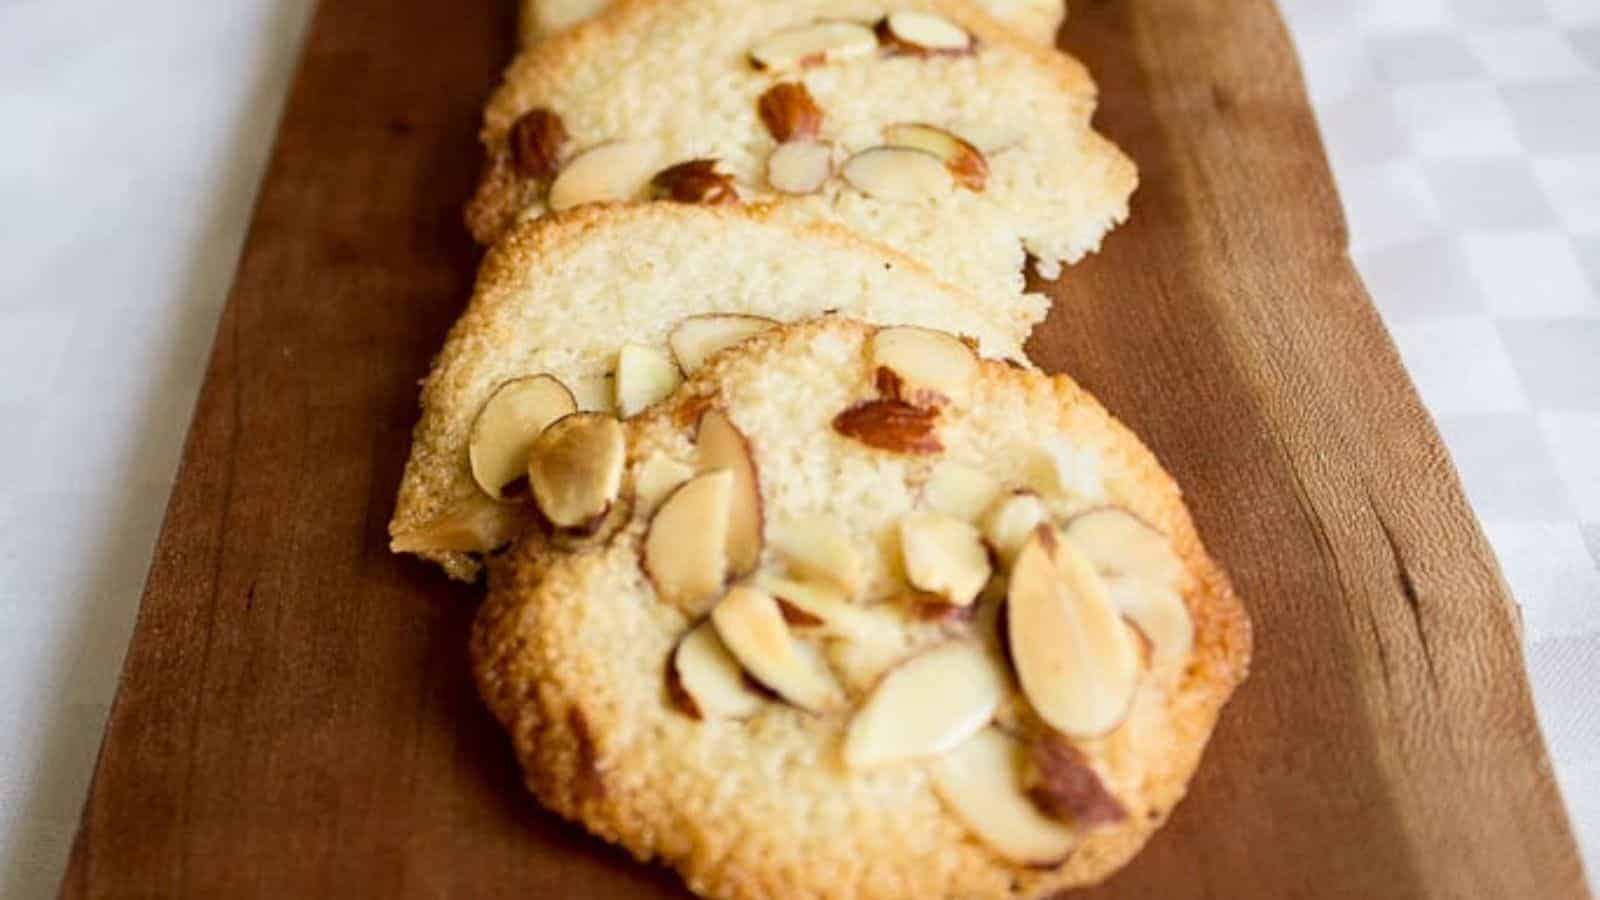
xmin=766 ymin=140 xmax=834 ymax=195
xmin=696 ymin=410 xmax=763 ymax=575
xmin=843 ymin=641 xmax=1004 ymax=768
xmin=669 ymin=621 xmax=764 ymax=720
xmin=614 ymin=343 xmax=682 ymax=417
xmin=981 ymin=491 xmax=1048 ymax=566
xmin=749 ymin=20 xmax=879 ymax=71
xmin=547 ymin=140 xmax=658 ymax=212
xmin=1062 ymin=508 xmax=1193 ymax=670
xmin=527 ymin=412 xmax=626 ymax=530
xmin=758 ymin=82 xmax=823 ymax=142
xmin=1025 ymin=733 xmax=1127 ymax=827
xmin=468 ymin=374 xmax=579 ymax=500
xmin=841 ymin=146 xmax=955 ymax=202
xmin=508 ymin=108 xmax=569 ymax=180
xmin=668 ymin=314 xmax=779 ymax=373
xmin=710 ymin=584 xmax=843 ymax=712
xmin=771 ymin=516 xmax=864 ymax=597
xmin=644 ymin=470 xmax=733 ymax=616
xmin=877 ymin=11 xmax=974 ymax=56
xmin=833 ymin=399 xmax=942 ymax=454
xmin=391 ymin=494 xmax=535 ymax=555
xmin=870 ymin=325 xmax=977 ymax=407
xmin=651 ymin=159 xmax=739 ymax=206
xmin=1007 ymin=526 xmax=1140 ymax=738
xmin=883 ymin=123 xmax=988 ymax=191
xmin=929 ymin=728 xmax=1077 ymax=865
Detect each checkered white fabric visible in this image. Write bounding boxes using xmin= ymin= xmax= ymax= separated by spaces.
xmin=0 ymin=1 xmax=1593 ymax=896
xmin=1283 ymin=0 xmax=1600 ymax=877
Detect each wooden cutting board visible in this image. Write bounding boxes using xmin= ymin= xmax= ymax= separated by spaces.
xmin=60 ymin=0 xmax=1590 ymax=897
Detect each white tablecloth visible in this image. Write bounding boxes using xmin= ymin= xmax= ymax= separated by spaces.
xmin=0 ymin=1 xmax=1594 ymax=895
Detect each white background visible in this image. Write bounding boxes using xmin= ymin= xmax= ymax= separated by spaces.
xmin=0 ymin=0 xmax=1594 ymax=895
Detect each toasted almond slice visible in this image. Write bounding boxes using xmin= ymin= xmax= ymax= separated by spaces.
xmin=1008 ymin=526 xmax=1140 ymax=737
xmin=711 ymin=584 xmax=843 ymax=712
xmin=1105 ymin=579 xmax=1193 ymax=673
xmin=668 ymin=314 xmax=780 ymax=373
xmin=871 ymin=325 xmax=977 ymax=407
xmin=634 ymin=455 xmax=696 ymax=512
xmin=1025 ymin=732 xmax=1127 ymax=828
xmin=508 ymin=108 xmax=569 ymax=180
xmin=922 ymin=461 xmax=1003 ymax=521
xmin=390 ymin=494 xmax=533 ymax=555
xmin=843 ymin=642 xmax=1004 ymax=768
xmin=527 ymin=412 xmax=625 ymax=529
xmin=757 ymin=82 xmax=823 ymax=142
xmin=749 ymin=20 xmax=878 ymax=71
xmin=982 ymin=491 xmax=1048 ymax=566
xmin=901 ymin=512 xmax=991 ymax=606
xmin=568 ymin=371 xmax=615 ymax=412
xmin=883 ymin=123 xmax=987 ymax=191
xmin=930 ymin=728 xmax=1077 ymax=865
xmin=644 ymin=470 xmax=733 ymax=615
xmin=468 ymin=375 xmax=579 ymax=500
xmin=670 ymin=621 xmax=764 ymax=719
xmin=755 ymin=573 xmax=886 ymax=641
xmin=697 ymin=409 xmax=763 ymax=575
xmin=766 ymin=140 xmax=834 ymax=195
xmin=773 ymin=515 xmax=863 ymax=598
xmin=1062 ymin=507 xmax=1184 ymax=589
xmin=841 ymin=146 xmax=955 ymax=201
xmin=547 ymin=140 xmax=658 ymax=212
xmin=878 ymin=11 xmax=973 ymax=55
xmin=651 ymin=158 xmax=739 ymax=206
xmin=614 ymin=343 xmax=682 ymax=417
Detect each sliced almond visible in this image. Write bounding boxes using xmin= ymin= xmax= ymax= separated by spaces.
xmin=614 ymin=343 xmax=682 ymax=417
xmin=644 ymin=470 xmax=733 ymax=615
xmin=981 ymin=491 xmax=1048 ymax=566
xmin=547 ymin=140 xmax=658 ymax=212
xmin=757 ymin=82 xmax=823 ymax=142
xmin=527 ymin=412 xmax=625 ymax=530
xmin=929 ymin=728 xmax=1077 ymax=865
xmin=871 ymin=325 xmax=977 ymax=407
xmin=390 ymin=494 xmax=533 ymax=555
xmin=766 ymin=140 xmax=834 ymax=195
xmin=755 ymin=573 xmax=885 ymax=641
xmin=749 ymin=20 xmax=878 ymax=71
xmin=569 ymin=371 xmax=615 ymax=412
xmin=883 ymin=123 xmax=987 ymax=191
xmin=468 ymin=375 xmax=579 ymax=500
xmin=843 ymin=642 xmax=1004 ymax=768
xmin=1007 ymin=526 xmax=1140 ymax=737
xmin=1062 ymin=508 xmax=1184 ymax=590
xmin=508 ymin=108 xmax=569 ymax=180
xmin=697 ymin=409 xmax=763 ymax=575
xmin=922 ymin=461 xmax=1002 ymax=521
xmin=1025 ymin=732 xmax=1127 ymax=827
xmin=1105 ymin=579 xmax=1193 ymax=673
xmin=900 ymin=512 xmax=991 ymax=606
xmin=634 ymin=454 xmax=696 ymax=512
xmin=670 ymin=621 xmax=764 ymax=720
xmin=668 ymin=314 xmax=779 ymax=373
xmin=711 ymin=584 xmax=843 ymax=712
xmin=650 ymin=158 xmax=739 ymax=205
xmin=841 ymin=146 xmax=955 ymax=202
xmin=773 ymin=515 xmax=863 ymax=597
xmin=877 ymin=11 xmax=974 ymax=55
xmin=832 ymin=399 xmax=942 ymax=454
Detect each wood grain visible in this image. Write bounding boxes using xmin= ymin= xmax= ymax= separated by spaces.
xmin=62 ymin=0 xmax=1588 ymax=897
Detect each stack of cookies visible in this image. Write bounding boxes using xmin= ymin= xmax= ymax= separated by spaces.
xmin=390 ymin=2 xmax=1251 ymax=896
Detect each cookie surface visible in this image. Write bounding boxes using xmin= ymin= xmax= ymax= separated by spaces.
xmin=520 ymin=0 xmax=1066 ymax=46
xmin=474 ymin=0 xmax=1134 ymax=302
xmin=473 ymin=317 xmax=1251 ymax=899
xmin=389 ymin=204 xmax=1036 ymax=580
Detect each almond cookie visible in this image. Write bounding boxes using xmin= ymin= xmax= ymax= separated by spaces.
xmin=520 ymin=0 xmax=1066 ymax=46
xmin=472 ymin=0 xmax=1135 ymax=302
xmin=388 ymin=204 xmax=1035 ymax=581
xmin=473 ymin=316 xmax=1251 ymax=899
